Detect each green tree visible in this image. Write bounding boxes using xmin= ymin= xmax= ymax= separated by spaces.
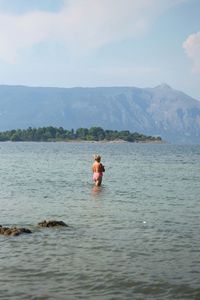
xmin=76 ymin=128 xmax=89 ymax=139
xmin=88 ymin=127 xmax=105 ymax=141
xmin=11 ymin=133 xmax=22 ymax=141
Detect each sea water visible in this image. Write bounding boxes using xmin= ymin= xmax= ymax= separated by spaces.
xmin=0 ymin=142 xmax=199 ymax=300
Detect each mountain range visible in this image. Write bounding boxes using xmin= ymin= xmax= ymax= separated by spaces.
xmin=0 ymin=84 xmax=200 ymax=143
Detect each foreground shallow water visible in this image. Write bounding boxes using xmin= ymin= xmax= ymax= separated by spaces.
xmin=0 ymin=142 xmax=199 ymax=300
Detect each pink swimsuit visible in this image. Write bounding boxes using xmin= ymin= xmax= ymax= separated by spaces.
xmin=93 ymin=172 xmax=103 ymax=181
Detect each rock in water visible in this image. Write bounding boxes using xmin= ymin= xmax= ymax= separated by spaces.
xmin=37 ymin=220 xmax=68 ymax=228
xmin=0 ymin=226 xmax=32 ymax=236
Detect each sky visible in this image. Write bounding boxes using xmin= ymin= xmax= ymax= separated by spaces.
xmin=0 ymin=0 xmax=199 ymax=99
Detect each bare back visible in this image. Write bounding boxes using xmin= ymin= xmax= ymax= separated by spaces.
xmin=92 ymin=161 xmax=102 ymax=173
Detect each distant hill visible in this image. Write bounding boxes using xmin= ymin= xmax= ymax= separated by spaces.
xmin=0 ymin=84 xmax=200 ymax=143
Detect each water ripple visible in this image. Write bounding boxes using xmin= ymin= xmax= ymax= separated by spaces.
xmin=0 ymin=143 xmax=200 ymax=299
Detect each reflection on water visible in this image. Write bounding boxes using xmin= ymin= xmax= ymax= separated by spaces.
xmin=92 ymin=185 xmax=101 ymax=195
xmin=91 ymin=185 xmax=103 ymax=197
xmin=0 ymin=142 xmax=200 ymax=300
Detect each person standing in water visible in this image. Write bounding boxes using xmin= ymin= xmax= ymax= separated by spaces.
xmin=92 ymin=154 xmax=105 ymax=186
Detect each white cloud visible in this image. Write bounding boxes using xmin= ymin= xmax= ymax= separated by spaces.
xmin=0 ymin=0 xmax=186 ymax=63
xmin=183 ymin=32 xmax=200 ymax=73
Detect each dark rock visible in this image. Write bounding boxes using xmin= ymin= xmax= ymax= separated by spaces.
xmin=11 ymin=230 xmax=20 ymax=237
xmin=0 ymin=227 xmax=9 ymax=234
xmin=4 ymin=229 xmax=12 ymax=235
xmin=0 ymin=226 xmax=32 ymax=236
xmin=19 ymin=227 xmax=32 ymax=233
xmin=38 ymin=220 xmax=68 ymax=228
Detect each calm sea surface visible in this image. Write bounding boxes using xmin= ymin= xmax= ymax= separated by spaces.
xmin=0 ymin=142 xmax=199 ymax=300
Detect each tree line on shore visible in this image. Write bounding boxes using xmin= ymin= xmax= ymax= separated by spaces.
xmin=0 ymin=126 xmax=162 ymax=142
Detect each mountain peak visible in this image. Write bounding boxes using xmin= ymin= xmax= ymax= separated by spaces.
xmin=155 ymin=83 xmax=172 ymax=90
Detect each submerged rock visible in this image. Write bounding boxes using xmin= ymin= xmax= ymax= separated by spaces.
xmin=38 ymin=220 xmax=68 ymax=228
xmin=0 ymin=220 xmax=68 ymax=236
xmin=0 ymin=226 xmax=32 ymax=236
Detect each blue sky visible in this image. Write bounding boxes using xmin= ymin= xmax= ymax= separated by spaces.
xmin=0 ymin=0 xmax=199 ymax=99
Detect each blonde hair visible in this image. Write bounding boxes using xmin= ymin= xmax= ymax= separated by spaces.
xmin=93 ymin=154 xmax=101 ymax=162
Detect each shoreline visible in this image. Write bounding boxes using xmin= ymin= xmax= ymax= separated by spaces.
xmin=0 ymin=139 xmax=166 ymax=144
